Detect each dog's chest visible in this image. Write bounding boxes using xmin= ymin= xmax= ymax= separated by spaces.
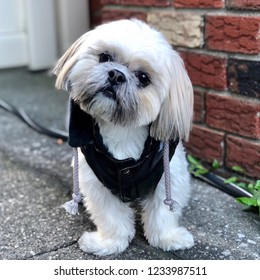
xmin=99 ymin=124 xmax=149 ymax=161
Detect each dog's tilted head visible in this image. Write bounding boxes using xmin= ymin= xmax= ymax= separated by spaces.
xmin=54 ymin=19 xmax=193 ymax=141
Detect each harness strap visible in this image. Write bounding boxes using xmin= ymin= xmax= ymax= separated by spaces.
xmin=62 ymin=148 xmax=82 ymax=215
xmin=163 ymin=141 xmax=179 ymax=211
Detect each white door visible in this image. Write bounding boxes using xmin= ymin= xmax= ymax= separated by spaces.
xmin=0 ymin=0 xmax=89 ymax=70
xmin=0 ymin=0 xmax=28 ymax=68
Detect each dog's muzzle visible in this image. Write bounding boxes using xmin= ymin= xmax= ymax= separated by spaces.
xmin=102 ymin=69 xmax=126 ymax=100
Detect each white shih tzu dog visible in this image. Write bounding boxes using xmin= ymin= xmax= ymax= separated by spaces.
xmin=54 ymin=19 xmax=194 ymax=256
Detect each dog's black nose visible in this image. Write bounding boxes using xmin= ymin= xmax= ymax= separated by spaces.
xmin=108 ymin=69 xmax=126 ymax=85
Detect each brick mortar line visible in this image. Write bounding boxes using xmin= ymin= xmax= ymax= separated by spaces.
xmin=193 ymin=122 xmax=260 ymax=143
xmin=198 ymin=126 xmax=260 ymax=144
xmin=224 ymin=132 xmax=260 ymax=143
xmin=193 ymin=85 xmax=227 ymax=94
xmin=192 ymin=85 xmax=260 ymax=104
xmin=102 ymin=5 xmax=260 ymax=17
xmin=176 ymin=46 xmax=228 ymax=59
xmin=201 ymin=14 xmax=206 ymax=49
xmin=101 ymin=4 xmax=152 ymax=12
xmin=228 ymin=53 xmax=260 ymax=61
xmin=175 ymin=46 xmax=260 ymax=60
xmin=166 ymin=7 xmax=260 ymax=17
xmin=207 ymin=91 xmax=260 ymax=104
xmin=223 ymin=132 xmax=228 ymax=168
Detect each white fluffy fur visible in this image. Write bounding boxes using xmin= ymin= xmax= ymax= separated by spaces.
xmin=54 ymin=19 xmax=194 ymax=256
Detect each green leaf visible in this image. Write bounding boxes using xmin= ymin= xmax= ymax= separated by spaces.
xmin=194 ymin=168 xmax=209 ymax=177
xmin=196 ymin=164 xmax=206 ymax=170
xmin=187 ymin=155 xmax=200 ymax=166
xmin=212 ymin=159 xmax=220 ymax=169
xmin=253 ymin=192 xmax=260 ymax=199
xmin=232 ymin=165 xmax=245 ymax=173
xmin=224 ymin=177 xmax=238 ymax=184
xmin=247 ymin=183 xmax=255 ymax=191
xmin=254 ymin=180 xmax=260 ymax=190
xmin=236 ymin=197 xmax=258 ymax=207
xmin=237 ymin=182 xmax=247 ymax=189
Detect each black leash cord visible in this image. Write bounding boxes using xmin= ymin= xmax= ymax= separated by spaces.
xmin=191 ymin=171 xmax=252 ymax=198
xmin=0 ymin=99 xmax=68 ymax=141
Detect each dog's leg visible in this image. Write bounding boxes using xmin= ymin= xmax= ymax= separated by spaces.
xmin=141 ymin=195 xmax=194 ymax=251
xmin=77 ymin=150 xmax=135 ymax=256
xmin=141 ymin=144 xmax=194 ymax=251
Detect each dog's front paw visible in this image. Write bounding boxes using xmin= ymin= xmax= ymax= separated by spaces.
xmin=148 ymin=227 xmax=194 ymax=251
xmin=78 ymin=231 xmax=130 ymax=256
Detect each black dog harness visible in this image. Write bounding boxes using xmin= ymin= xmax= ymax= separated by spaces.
xmin=69 ymin=100 xmax=179 ymax=202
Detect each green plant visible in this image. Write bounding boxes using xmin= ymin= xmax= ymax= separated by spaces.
xmin=187 ymin=155 xmax=209 ymax=176
xmin=187 ymin=155 xmax=260 ymax=214
xmin=236 ymin=180 xmax=260 ymax=215
xmin=187 ymin=155 xmax=219 ymax=176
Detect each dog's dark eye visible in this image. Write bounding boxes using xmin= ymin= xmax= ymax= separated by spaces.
xmin=99 ymin=53 xmax=112 ymax=63
xmin=136 ymin=72 xmax=150 ymax=87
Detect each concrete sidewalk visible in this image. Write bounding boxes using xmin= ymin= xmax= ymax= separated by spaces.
xmin=0 ymin=68 xmax=259 ymax=260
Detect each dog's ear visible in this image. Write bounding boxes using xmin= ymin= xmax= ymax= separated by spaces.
xmin=150 ymin=51 xmax=194 ymax=142
xmin=53 ymin=32 xmax=90 ymax=91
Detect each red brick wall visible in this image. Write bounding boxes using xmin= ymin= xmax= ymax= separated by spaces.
xmin=89 ymin=0 xmax=260 ymax=178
